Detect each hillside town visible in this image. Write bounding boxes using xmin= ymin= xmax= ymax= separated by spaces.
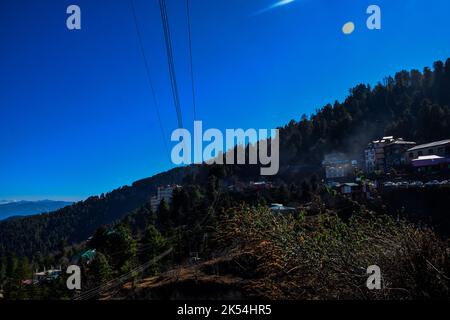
xmin=151 ymin=137 xmax=450 ymax=213
xmin=323 ymin=137 xmax=450 ymax=196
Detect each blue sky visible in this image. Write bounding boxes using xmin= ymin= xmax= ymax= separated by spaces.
xmin=1 ymin=0 xmax=450 ymax=201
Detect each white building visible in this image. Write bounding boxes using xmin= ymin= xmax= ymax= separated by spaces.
xmin=364 ymin=136 xmax=395 ymax=173
xmin=407 ymin=139 xmax=450 ymax=161
xmin=322 ymin=153 xmax=358 ymax=180
xmin=150 ymin=185 xmax=181 ymax=212
xmin=33 ymin=266 xmax=62 ymax=283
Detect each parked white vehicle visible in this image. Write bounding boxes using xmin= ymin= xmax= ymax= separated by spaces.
xmin=397 ymin=181 xmax=409 ymax=188
xmin=383 ymin=181 xmax=395 ymax=187
xmin=425 ymin=180 xmax=440 ymax=187
xmin=409 ymin=181 xmax=424 ymax=188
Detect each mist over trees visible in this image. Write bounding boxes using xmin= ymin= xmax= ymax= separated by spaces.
xmin=278 ymin=59 xmax=450 ymax=166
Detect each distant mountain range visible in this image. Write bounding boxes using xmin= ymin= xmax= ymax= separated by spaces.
xmin=0 ymin=200 xmax=15 ymax=205
xmin=0 ymin=200 xmax=73 ymax=221
xmin=0 ymin=166 xmax=194 ymax=257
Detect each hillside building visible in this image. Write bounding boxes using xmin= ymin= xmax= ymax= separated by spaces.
xmin=407 ymin=139 xmax=450 ymax=161
xmin=364 ymin=136 xmax=395 ymax=173
xmin=384 ymin=139 xmax=416 ymax=171
xmin=150 ymin=185 xmax=181 ymax=212
xmin=33 ymin=266 xmax=62 ymax=284
xmin=407 ymin=139 xmax=450 ymax=173
xmin=322 ymin=153 xmax=358 ymax=181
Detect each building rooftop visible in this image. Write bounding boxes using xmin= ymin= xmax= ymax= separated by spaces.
xmin=370 ymin=136 xmax=395 ymax=145
xmin=413 ymin=155 xmax=444 ymax=161
xmin=408 ymin=139 xmax=450 ymax=152
xmin=81 ymin=249 xmax=96 ymax=260
xmin=386 ymin=140 xmax=416 ymax=146
xmin=343 ymin=183 xmax=359 ymax=187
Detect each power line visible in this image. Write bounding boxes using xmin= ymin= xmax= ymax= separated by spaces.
xmin=186 ymin=0 xmax=197 ymax=121
xmin=73 ymin=190 xmax=223 ymax=300
xmin=73 ymin=248 xmax=173 ymax=300
xmin=159 ymin=0 xmax=184 ymax=128
xmin=129 ymin=0 xmax=171 ymax=163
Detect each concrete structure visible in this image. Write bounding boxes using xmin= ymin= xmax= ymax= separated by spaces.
xmin=329 ymin=182 xmax=366 ymax=199
xmin=150 ymin=185 xmax=181 ymax=212
xmin=406 ymin=139 xmax=450 ymax=174
xmin=339 ymin=183 xmax=360 ymax=194
xmin=364 ymin=136 xmax=395 ymax=173
xmin=322 ymin=153 xmax=358 ymax=180
xmin=411 ymin=155 xmax=450 ymax=172
xmin=384 ymin=139 xmax=416 ymax=171
xmin=407 ymin=139 xmax=450 ymax=161
xmin=33 ymin=266 xmax=62 ymax=283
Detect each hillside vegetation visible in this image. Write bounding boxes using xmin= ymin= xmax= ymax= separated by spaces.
xmin=1 ymin=59 xmax=450 ymax=262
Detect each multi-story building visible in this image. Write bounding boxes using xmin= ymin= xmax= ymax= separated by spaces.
xmin=384 ymin=139 xmax=416 ymax=172
xmin=322 ymin=153 xmax=358 ymax=181
xmin=33 ymin=266 xmax=63 ymax=284
xmin=364 ymin=136 xmax=395 ymax=173
xmin=411 ymin=155 xmax=450 ymax=172
xmin=406 ymin=139 xmax=450 ymax=161
xmin=150 ymin=185 xmax=181 ymax=212
xmin=407 ymin=139 xmax=450 ymax=173
xmin=364 ymin=147 xmax=376 ymax=173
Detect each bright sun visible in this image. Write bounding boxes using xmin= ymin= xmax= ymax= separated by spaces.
xmin=342 ymin=22 xmax=355 ymax=35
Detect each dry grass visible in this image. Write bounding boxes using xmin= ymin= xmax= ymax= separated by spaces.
xmin=216 ymin=205 xmax=450 ymax=300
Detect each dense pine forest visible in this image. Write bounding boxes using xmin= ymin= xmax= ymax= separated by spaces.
xmin=1 ymin=60 xmax=450 ymax=299
xmin=279 ymin=59 xmax=450 ymax=165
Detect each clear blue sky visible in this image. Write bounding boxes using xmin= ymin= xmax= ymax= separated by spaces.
xmin=1 ymin=0 xmax=450 ymax=201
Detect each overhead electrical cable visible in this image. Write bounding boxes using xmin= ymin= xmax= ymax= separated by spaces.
xmin=130 ymin=0 xmax=171 ymax=163
xmin=72 ymin=248 xmax=174 ymax=300
xmin=72 ymin=190 xmax=223 ymax=300
xmin=186 ymin=0 xmax=197 ymax=121
xmin=159 ymin=0 xmax=184 ymax=128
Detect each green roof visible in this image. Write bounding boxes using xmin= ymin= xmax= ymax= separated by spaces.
xmin=81 ymin=249 xmax=96 ymax=260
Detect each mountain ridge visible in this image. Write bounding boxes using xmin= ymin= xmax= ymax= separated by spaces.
xmin=1 ymin=59 xmax=449 ymax=259
xmin=0 ymin=200 xmax=74 ymax=221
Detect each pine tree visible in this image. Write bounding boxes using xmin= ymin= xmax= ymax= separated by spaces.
xmin=90 ymin=252 xmax=112 ymax=286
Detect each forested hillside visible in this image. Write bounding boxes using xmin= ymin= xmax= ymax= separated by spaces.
xmin=0 ymin=166 xmax=199 ymax=258
xmin=278 ymin=59 xmax=450 ymax=166
xmin=1 ymin=59 xmax=449 ymax=260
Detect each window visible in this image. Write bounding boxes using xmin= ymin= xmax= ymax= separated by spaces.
xmin=428 ymin=149 xmax=434 ymax=155
xmin=438 ymin=147 xmax=444 ymax=155
xmin=446 ymin=147 xmax=450 ymax=156
xmin=409 ymin=152 xmax=414 ymax=159
xmin=418 ymin=151 xmax=423 ymax=157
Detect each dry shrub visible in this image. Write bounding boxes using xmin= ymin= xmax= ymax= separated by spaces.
xmin=217 ymin=205 xmax=450 ymax=300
